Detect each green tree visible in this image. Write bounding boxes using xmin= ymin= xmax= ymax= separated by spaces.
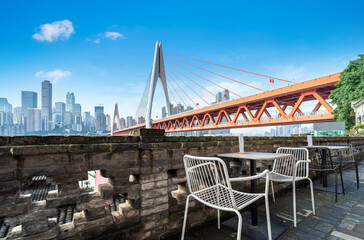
xmin=330 ymin=54 xmax=364 ymax=130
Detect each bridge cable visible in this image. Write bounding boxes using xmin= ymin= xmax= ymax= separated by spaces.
xmin=163 ymin=72 xmax=189 ymax=111
xmin=164 ymin=51 xmax=296 ymax=84
xmin=134 ymin=70 xmax=152 ymax=124
xmin=165 ymin=67 xmax=209 ymax=106
xmin=165 ymin=60 xmax=240 ymax=99
xmin=158 ymin=69 xmax=178 ymax=116
xmin=165 ymin=55 xmax=263 ymax=91
xmin=166 ymin=70 xmax=197 ymax=109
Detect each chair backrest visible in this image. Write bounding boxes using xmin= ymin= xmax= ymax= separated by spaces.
xmin=273 ymin=147 xmax=309 ymax=178
xmin=327 ymin=143 xmax=355 ymax=162
xmin=183 ymin=154 xmax=236 ymax=207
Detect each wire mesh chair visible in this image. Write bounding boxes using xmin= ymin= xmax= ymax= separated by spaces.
xmin=269 ymin=147 xmax=315 ymax=227
xmin=181 ymin=154 xmax=272 ymax=240
xmin=328 ymin=143 xmax=360 ymax=190
xmin=308 ymin=147 xmax=344 ymax=202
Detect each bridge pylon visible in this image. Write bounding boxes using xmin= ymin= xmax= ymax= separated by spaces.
xmin=145 ymin=42 xmax=172 ymax=128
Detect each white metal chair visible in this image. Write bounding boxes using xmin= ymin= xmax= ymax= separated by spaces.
xmin=269 ymin=147 xmax=315 ymax=227
xmin=181 ymin=154 xmax=272 ymax=240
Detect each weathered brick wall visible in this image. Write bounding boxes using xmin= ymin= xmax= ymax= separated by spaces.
xmin=0 ymin=130 xmax=363 ymax=240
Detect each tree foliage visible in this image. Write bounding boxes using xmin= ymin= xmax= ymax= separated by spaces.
xmin=329 ymin=54 xmax=364 ymax=130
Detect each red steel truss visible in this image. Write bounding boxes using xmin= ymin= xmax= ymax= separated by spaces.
xmin=113 ymin=73 xmax=340 ymax=135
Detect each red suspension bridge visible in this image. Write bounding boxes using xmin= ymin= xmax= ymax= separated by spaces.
xmin=111 ymin=42 xmax=339 ymax=135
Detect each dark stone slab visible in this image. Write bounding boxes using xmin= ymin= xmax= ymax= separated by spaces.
xmin=222 ymin=212 xmax=289 ymax=240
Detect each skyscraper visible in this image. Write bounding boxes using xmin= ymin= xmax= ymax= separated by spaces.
xmin=120 ymin=117 xmax=126 ymax=128
xmin=95 ymin=106 xmax=104 ymax=115
xmin=13 ymin=107 xmax=25 ymax=125
xmin=41 ymin=80 xmax=52 ymax=120
xmin=74 ymin=103 xmax=81 ymax=114
xmin=66 ymin=92 xmax=75 ymax=113
xmin=0 ymin=98 xmax=11 ymax=112
xmin=83 ymin=111 xmax=91 ymax=131
xmin=105 ymin=114 xmax=111 ymax=131
xmin=64 ymin=111 xmax=73 ymax=128
xmin=22 ymin=91 xmax=37 ymax=109
xmin=26 ymin=108 xmax=41 ymax=132
xmin=96 ymin=113 xmax=106 ymax=131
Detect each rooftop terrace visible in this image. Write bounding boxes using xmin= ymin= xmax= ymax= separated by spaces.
xmin=0 ymin=130 xmax=363 ymax=239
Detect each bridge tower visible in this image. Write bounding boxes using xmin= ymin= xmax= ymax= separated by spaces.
xmin=145 ymin=42 xmax=172 ymax=128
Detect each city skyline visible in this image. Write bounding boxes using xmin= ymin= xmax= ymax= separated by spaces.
xmin=1 ymin=1 xmax=364 ymax=123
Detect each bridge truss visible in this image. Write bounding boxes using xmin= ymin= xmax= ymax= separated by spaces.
xmin=112 ymin=42 xmax=340 ymax=136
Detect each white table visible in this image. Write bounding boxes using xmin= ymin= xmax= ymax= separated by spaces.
xmin=217 ymin=152 xmax=292 ymax=226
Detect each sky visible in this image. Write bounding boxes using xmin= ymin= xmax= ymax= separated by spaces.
xmin=0 ymin=0 xmax=363 ymax=133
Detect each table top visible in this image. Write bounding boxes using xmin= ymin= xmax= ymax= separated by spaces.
xmin=301 ymin=145 xmax=349 ymax=150
xmin=217 ymin=152 xmax=292 ymax=161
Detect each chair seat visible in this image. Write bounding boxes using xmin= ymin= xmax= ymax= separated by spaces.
xmin=266 ymin=172 xmax=306 ymax=182
xmin=193 ymin=184 xmax=263 ymax=210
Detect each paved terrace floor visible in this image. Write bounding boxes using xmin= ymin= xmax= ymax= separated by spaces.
xmin=169 ymin=162 xmax=364 ymax=240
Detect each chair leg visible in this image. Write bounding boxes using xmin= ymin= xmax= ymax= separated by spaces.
xmin=217 ymin=210 xmax=220 ymax=229
xmin=265 ymin=195 xmax=272 ymax=240
xmin=335 ymin=171 xmax=338 ymax=202
xmin=355 ymin=161 xmax=360 ymax=189
xmin=271 ymin=181 xmax=275 ymax=203
xmin=232 ymin=209 xmax=243 ymax=240
xmin=293 ymin=181 xmax=297 ymax=227
xmin=308 ymin=178 xmax=316 ymax=215
xmin=339 ymin=164 xmax=345 ymax=195
xmin=181 ymin=195 xmax=191 ymax=240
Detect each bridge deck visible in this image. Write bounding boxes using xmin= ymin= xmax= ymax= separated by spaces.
xmin=113 ymin=73 xmax=340 ymax=135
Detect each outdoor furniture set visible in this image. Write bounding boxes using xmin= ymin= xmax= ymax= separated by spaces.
xmin=180 ymin=140 xmax=360 ymax=240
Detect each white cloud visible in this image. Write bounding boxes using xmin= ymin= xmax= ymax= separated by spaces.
xmin=105 ymin=31 xmax=125 ymax=40
xmin=94 ymin=39 xmax=100 ymax=44
xmin=32 ymin=20 xmax=75 ymax=42
xmin=35 ymin=70 xmax=71 ymax=84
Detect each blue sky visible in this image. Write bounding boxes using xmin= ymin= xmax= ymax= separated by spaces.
xmin=0 ymin=0 xmax=363 ymax=123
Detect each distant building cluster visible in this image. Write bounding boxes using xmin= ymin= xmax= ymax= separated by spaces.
xmin=0 ymin=80 xmax=111 ymax=136
xmin=263 ymin=125 xmax=312 ymax=137
xmin=161 ymin=90 xmax=230 ymax=119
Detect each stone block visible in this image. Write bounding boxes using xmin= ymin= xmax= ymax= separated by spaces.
xmin=22 ymin=217 xmax=48 ymax=236
xmin=141 ymin=188 xmax=168 ymax=199
xmin=0 ymin=180 xmax=20 ymax=194
xmin=98 ymin=183 xmax=113 ymax=199
xmin=141 ymin=203 xmax=168 ymax=217
xmin=140 ymin=173 xmax=168 ymax=183
xmin=75 ymin=216 xmax=113 ymax=232
xmin=84 ymin=206 xmax=111 ymax=221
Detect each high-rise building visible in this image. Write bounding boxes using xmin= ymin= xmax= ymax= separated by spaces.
xmin=83 ymin=112 xmax=91 ymax=131
xmin=41 ymin=80 xmax=52 ymax=121
xmin=66 ymin=92 xmax=75 ymax=113
xmin=215 ymin=90 xmax=229 ymax=103
xmin=74 ymin=103 xmax=81 ymax=114
xmin=95 ymin=106 xmax=104 ymax=115
xmin=162 ymin=106 xmax=166 ymax=118
xmin=54 ymin=102 xmax=66 ymax=123
xmin=120 ymin=118 xmax=126 ymax=128
xmin=126 ymin=116 xmax=134 ymax=127
xmin=73 ymin=113 xmax=83 ymax=131
xmin=137 ymin=116 xmax=145 ymax=124
xmin=26 ymin=108 xmax=41 ymax=132
xmin=64 ymin=111 xmax=73 ymax=128
xmin=96 ymin=113 xmax=106 ymax=131
xmin=22 ymin=91 xmax=37 ymax=109
xmin=105 ymin=114 xmax=111 ymax=131
xmin=13 ymin=107 xmax=25 ymax=125
xmin=0 ymin=98 xmax=12 ymax=113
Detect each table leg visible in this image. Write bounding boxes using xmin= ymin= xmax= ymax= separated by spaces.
xmin=322 ymin=149 xmax=328 ymax=187
xmin=250 ymin=159 xmax=258 ymax=226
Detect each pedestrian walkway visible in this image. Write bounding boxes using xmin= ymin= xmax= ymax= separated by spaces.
xmin=171 ymin=162 xmax=364 ymax=240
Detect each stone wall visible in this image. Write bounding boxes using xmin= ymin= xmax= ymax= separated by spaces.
xmin=0 ymin=130 xmax=363 ymax=240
